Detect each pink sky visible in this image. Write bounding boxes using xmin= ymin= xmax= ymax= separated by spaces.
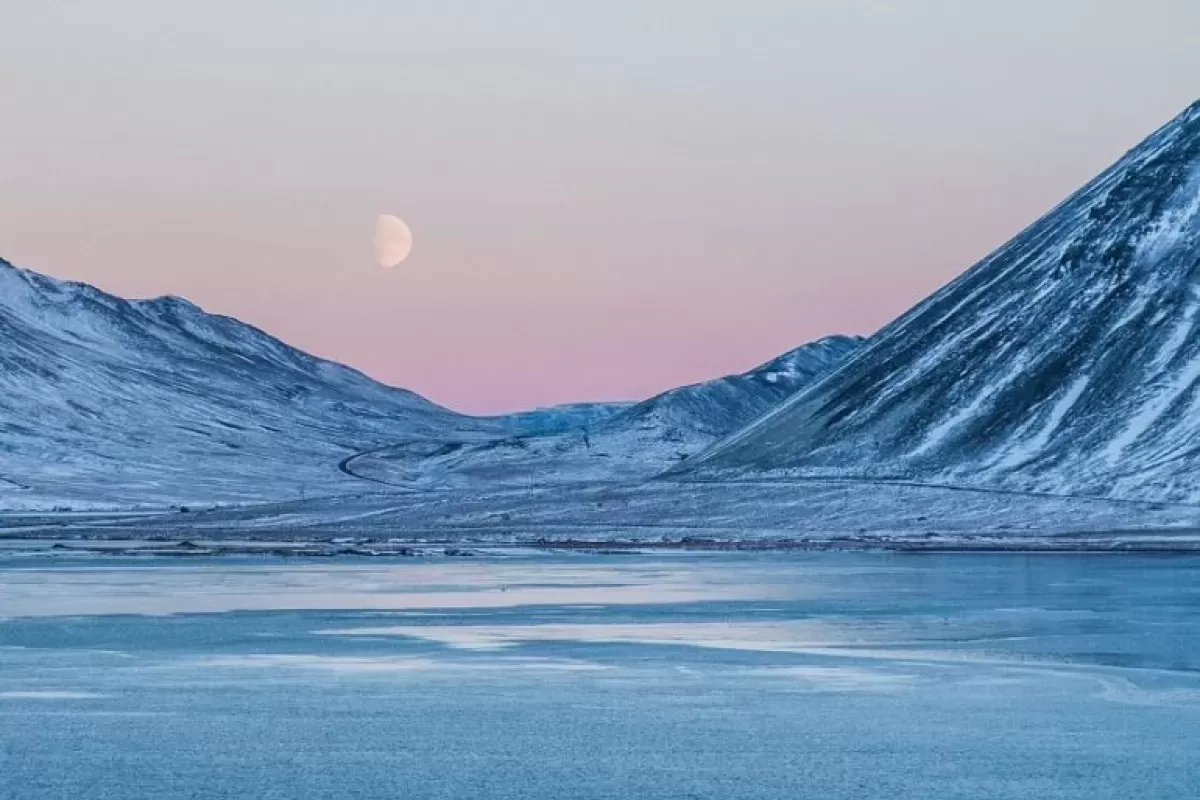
xmin=3 ymin=2 xmax=1199 ymax=413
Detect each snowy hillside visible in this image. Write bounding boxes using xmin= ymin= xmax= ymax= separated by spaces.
xmin=0 ymin=257 xmax=857 ymax=509
xmin=348 ymin=336 xmax=861 ymax=487
xmin=686 ymin=99 xmax=1200 ymax=503
xmin=614 ymin=335 xmax=862 ymax=438
xmin=0 ymin=258 xmax=504 ymax=509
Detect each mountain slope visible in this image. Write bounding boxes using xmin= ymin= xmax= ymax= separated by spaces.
xmin=612 ymin=335 xmax=862 ymax=439
xmin=348 ymin=336 xmax=862 ymax=487
xmin=0 ymin=259 xmax=502 ymax=509
xmin=685 ymin=99 xmax=1200 ymax=503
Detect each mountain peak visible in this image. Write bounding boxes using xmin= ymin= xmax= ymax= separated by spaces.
xmin=134 ymin=294 xmax=205 ymax=315
xmin=685 ymin=98 xmax=1200 ymax=503
xmin=1184 ymin=96 xmax=1200 ymax=122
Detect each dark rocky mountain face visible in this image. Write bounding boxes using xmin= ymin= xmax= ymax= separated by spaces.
xmin=687 ymin=100 xmax=1200 ymax=503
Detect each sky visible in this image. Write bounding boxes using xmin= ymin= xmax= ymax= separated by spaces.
xmin=3 ymin=1 xmax=1199 ymax=414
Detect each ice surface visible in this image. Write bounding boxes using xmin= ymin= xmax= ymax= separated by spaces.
xmin=3 ymin=552 xmax=1200 ymax=799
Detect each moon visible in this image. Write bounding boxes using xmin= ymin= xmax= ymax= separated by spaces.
xmin=374 ymin=214 xmax=413 ymax=268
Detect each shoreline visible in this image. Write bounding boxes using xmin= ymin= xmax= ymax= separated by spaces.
xmin=4 ymin=534 xmax=1200 ymax=557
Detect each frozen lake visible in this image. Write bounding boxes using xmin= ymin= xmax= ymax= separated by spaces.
xmin=2 ymin=550 xmax=1199 ymax=799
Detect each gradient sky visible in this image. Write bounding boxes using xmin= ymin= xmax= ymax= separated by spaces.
xmin=3 ymin=2 xmax=1199 ymax=413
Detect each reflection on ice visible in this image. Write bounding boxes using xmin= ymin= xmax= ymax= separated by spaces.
xmin=317 ymin=621 xmax=849 ymax=652
xmin=197 ymin=653 xmax=609 ymax=673
xmin=745 ymin=665 xmax=918 ymax=691
xmin=0 ymin=690 xmax=109 ymax=700
xmin=0 ymin=559 xmax=778 ymax=618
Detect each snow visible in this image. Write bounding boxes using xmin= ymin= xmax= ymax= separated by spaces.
xmin=1135 ymin=164 xmax=1200 ymax=266
xmin=908 ymin=383 xmax=994 ymax=459
xmin=995 ymin=374 xmax=1090 ymax=470
xmin=1103 ymin=348 xmax=1200 ymax=464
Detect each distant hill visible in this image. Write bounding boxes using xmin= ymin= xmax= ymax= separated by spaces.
xmin=347 ymin=335 xmax=862 ymax=488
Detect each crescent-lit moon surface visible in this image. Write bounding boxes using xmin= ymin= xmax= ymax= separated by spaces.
xmin=374 ymin=214 xmax=413 ymax=268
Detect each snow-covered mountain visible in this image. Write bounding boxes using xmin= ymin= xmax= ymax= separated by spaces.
xmin=348 ymin=336 xmax=862 ymax=487
xmin=614 ymin=335 xmax=862 ymax=439
xmin=0 ymin=256 xmax=857 ymax=507
xmin=0 ymin=258 xmax=505 ymax=509
xmin=686 ymin=98 xmax=1200 ymax=503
